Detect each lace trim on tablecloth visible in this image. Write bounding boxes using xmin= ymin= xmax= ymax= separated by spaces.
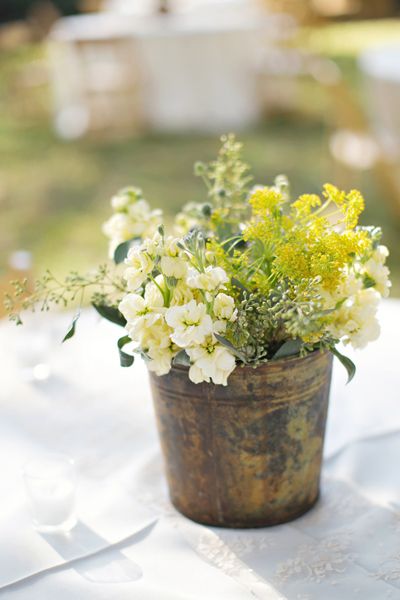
xmin=134 ymin=457 xmax=400 ymax=600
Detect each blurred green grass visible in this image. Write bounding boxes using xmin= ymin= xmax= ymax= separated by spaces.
xmin=0 ymin=22 xmax=399 ymax=295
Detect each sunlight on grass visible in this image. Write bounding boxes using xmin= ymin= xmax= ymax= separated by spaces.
xmin=306 ymin=19 xmax=400 ymax=57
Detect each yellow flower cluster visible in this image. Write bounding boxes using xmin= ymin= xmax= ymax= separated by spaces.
xmin=322 ymin=184 xmax=365 ymax=229
xmin=241 ymin=183 xmax=373 ymax=293
xmin=249 ymin=188 xmax=284 ymax=214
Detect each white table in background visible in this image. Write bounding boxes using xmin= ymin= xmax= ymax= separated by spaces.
xmin=359 ymin=43 xmax=400 ymax=158
xmin=49 ymin=8 xmax=294 ymax=134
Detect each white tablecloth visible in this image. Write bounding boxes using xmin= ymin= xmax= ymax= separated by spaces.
xmin=0 ymin=300 xmax=400 ymax=599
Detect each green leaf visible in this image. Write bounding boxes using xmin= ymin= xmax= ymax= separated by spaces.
xmin=363 ymin=274 xmax=376 ymax=289
xmin=214 ymin=334 xmax=247 ymax=363
xmin=92 ymin=304 xmax=127 ymax=327
xmin=331 ymin=346 xmax=356 ymax=384
xmin=172 ymin=350 xmax=190 ymax=367
xmin=118 ymin=335 xmax=135 ymax=367
xmin=113 ymin=240 xmax=133 ymax=264
xmin=272 ymin=338 xmax=303 ymax=359
xmin=62 ymin=312 xmax=80 ymax=343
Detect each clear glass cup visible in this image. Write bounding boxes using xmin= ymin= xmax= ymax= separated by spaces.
xmin=23 ymin=454 xmax=77 ymax=533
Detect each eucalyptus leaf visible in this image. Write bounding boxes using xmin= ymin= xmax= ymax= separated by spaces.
xmin=62 ymin=312 xmax=80 ymax=343
xmin=331 ymin=346 xmax=356 ymax=384
xmin=92 ymin=304 xmax=126 ymax=327
xmin=272 ymin=339 xmax=303 ymax=359
xmin=172 ymin=350 xmax=191 ymax=367
xmin=117 ymin=335 xmax=135 ymax=367
xmin=113 ymin=238 xmax=138 ymax=264
xmin=214 ymin=334 xmax=247 ymax=363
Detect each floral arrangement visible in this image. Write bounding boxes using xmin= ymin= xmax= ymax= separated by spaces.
xmin=5 ymin=136 xmax=391 ymax=386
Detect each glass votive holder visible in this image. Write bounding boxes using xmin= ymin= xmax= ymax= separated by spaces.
xmin=23 ymin=454 xmax=77 ymax=533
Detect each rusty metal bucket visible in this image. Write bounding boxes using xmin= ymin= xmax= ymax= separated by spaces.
xmin=148 ymin=350 xmax=333 ymax=528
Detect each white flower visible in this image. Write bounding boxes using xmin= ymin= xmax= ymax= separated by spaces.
xmin=170 ymin=281 xmax=195 ymax=306
xmin=164 ymin=236 xmax=181 ymax=257
xmin=364 ymin=246 xmax=391 ymax=298
xmin=102 ymin=213 xmax=135 ymax=258
xmin=165 ymin=300 xmax=213 ymax=347
xmin=187 ymin=341 xmax=236 ymax=386
xmin=147 ymin=348 xmax=175 ymax=376
xmin=126 ymin=200 xmax=162 ymax=237
xmin=103 ymin=190 xmax=162 ymax=258
xmin=158 ymin=237 xmax=187 ymax=279
xmin=126 ymin=198 xmax=150 ymax=219
xmin=142 ymin=232 xmax=164 ymax=258
xmin=374 ymin=245 xmax=389 ymax=264
xmin=320 ymin=268 xmax=362 ymax=309
xmin=111 ymin=194 xmax=131 ymax=211
xmin=123 ymin=247 xmax=154 ymax=291
xmin=144 ymin=277 xmax=165 ymax=307
xmin=160 ymin=256 xmax=187 ymax=279
xmin=213 ymin=293 xmax=237 ymax=321
xmin=328 ymin=288 xmax=380 ymax=349
xmin=119 ymin=293 xmax=146 ymax=322
xmin=119 ymin=293 xmax=162 ymax=340
xmin=111 ymin=187 xmax=142 ymax=211
xmin=141 ymin=318 xmax=175 ymax=376
xmin=140 ymin=316 xmax=172 ymax=351
xmin=187 ymin=266 xmax=228 ymax=292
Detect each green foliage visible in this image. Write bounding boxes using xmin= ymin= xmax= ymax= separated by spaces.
xmin=117 ymin=335 xmax=134 ymax=367
xmin=62 ymin=311 xmax=80 ymax=342
xmin=192 ymin=134 xmax=253 ymax=241
xmin=113 ymin=240 xmax=132 ymax=265
xmin=272 ymin=339 xmax=303 ymax=359
xmin=223 ymin=279 xmax=329 ymax=364
xmin=172 ymin=350 xmax=190 ymax=367
xmin=4 ymin=264 xmax=126 ymax=325
xmin=330 ymin=346 xmax=356 ymax=383
xmin=92 ymin=304 xmax=126 ymax=328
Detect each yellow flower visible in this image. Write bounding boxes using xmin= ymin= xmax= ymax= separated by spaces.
xmin=249 ymin=188 xmax=284 ymax=215
xmin=291 ymin=194 xmax=321 ymax=218
xmin=323 ymin=184 xmax=365 ymax=229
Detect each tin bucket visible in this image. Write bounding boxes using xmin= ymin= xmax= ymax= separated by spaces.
xmin=149 ymin=350 xmax=333 ymax=528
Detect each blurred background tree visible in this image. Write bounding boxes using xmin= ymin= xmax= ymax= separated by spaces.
xmin=0 ymin=1 xmax=79 ymax=23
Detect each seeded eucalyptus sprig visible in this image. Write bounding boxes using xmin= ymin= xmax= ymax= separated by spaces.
xmin=4 ymin=264 xmax=127 ymax=330
xmin=223 ymin=279 xmax=334 ymax=365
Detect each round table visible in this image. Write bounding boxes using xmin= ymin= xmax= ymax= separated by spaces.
xmin=1 ymin=300 xmax=400 ymax=599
